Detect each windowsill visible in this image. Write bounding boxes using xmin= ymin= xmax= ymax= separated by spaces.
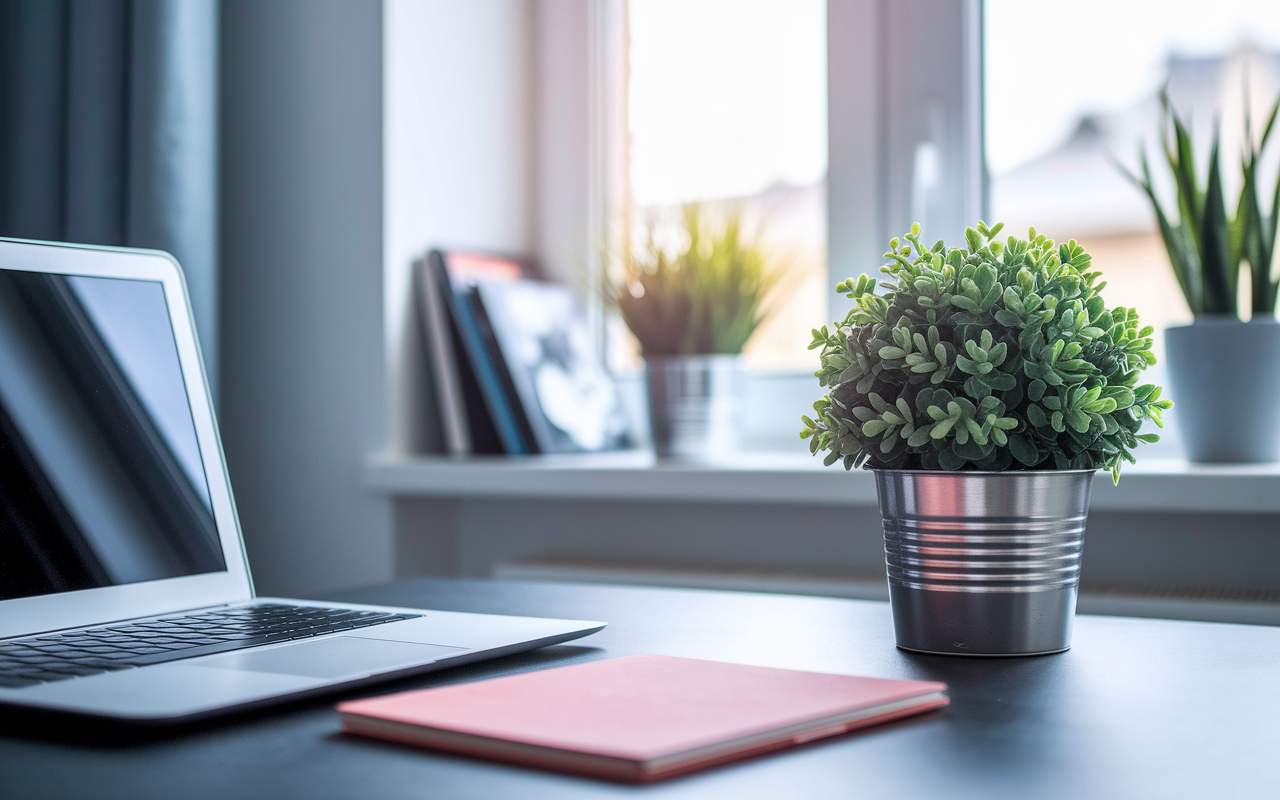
xmin=364 ymin=451 xmax=1280 ymax=513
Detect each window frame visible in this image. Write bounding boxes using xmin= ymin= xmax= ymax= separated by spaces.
xmin=527 ymin=0 xmax=988 ymax=446
xmin=543 ymin=0 xmax=986 ymax=342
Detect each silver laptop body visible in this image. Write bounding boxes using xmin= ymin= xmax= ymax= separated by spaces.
xmin=0 ymin=238 xmax=603 ymax=723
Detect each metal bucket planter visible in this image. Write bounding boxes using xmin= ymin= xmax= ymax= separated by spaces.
xmin=644 ymin=355 xmax=744 ymax=459
xmin=873 ymin=469 xmax=1094 ymax=656
xmin=1165 ymin=317 xmax=1280 ymax=462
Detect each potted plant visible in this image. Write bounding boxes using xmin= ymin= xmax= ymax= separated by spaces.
xmin=802 ymin=221 xmax=1171 ymax=656
xmin=1121 ymin=92 xmax=1280 ymax=462
xmin=612 ymin=205 xmax=784 ymax=459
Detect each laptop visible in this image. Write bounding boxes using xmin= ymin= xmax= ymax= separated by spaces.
xmin=0 ymin=238 xmax=604 ymax=723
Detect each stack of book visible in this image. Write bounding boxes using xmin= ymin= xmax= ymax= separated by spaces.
xmin=417 ymin=249 xmax=634 ymax=456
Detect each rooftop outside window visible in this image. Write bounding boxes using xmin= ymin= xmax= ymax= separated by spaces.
xmin=986 ymin=0 xmax=1280 ymax=346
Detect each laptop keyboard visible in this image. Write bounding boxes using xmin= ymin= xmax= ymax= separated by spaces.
xmin=0 ymin=604 xmax=421 ymax=689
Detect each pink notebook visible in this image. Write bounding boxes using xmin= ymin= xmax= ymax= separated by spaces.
xmin=338 ymin=654 xmax=948 ymax=782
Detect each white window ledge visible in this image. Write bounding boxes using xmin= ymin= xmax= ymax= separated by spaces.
xmin=364 ymin=452 xmax=1280 ymax=514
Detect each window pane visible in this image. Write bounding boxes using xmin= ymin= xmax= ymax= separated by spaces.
xmin=985 ymin=0 xmax=1280 ymax=346
xmin=627 ymin=0 xmax=827 ymax=369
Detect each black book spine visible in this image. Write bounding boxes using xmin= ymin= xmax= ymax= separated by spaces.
xmin=468 ymin=287 xmax=540 ymax=454
xmin=427 ymin=251 xmax=505 ymax=454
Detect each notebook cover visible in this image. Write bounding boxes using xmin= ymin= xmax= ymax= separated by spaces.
xmin=338 ymin=653 xmax=947 ymax=782
xmin=466 ymin=286 xmax=541 ymax=452
xmin=473 ymin=280 xmax=634 ymax=453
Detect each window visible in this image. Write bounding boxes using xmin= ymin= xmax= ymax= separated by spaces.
xmin=623 ymin=0 xmax=828 ymax=370
xmin=986 ymin=0 xmax=1280 ymax=345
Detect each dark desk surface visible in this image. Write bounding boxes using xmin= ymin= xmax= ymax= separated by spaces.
xmin=3 ymin=579 xmax=1278 ymax=799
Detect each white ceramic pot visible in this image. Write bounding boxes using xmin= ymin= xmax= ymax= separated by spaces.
xmin=1165 ymin=317 xmax=1280 ymax=462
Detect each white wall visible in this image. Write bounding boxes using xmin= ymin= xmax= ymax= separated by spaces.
xmin=221 ymin=0 xmax=388 ymax=596
xmin=384 ymin=0 xmax=535 ymax=455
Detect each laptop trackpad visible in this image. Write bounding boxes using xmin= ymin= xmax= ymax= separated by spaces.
xmin=195 ymin=636 xmax=464 ymax=679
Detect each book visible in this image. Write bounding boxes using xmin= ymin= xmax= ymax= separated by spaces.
xmin=423 ymin=250 xmax=535 ymax=455
xmin=338 ymin=653 xmax=948 ymax=783
xmin=473 ymin=280 xmax=634 ymax=453
xmin=466 ymin=285 xmax=541 ymax=453
xmin=415 ymin=256 xmax=469 ymax=454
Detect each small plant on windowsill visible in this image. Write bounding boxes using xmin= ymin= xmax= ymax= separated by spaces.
xmin=800 ymin=221 xmax=1172 ymax=657
xmin=613 ymin=204 xmax=783 ymax=357
xmin=1116 ymin=89 xmax=1280 ymax=462
xmin=610 ymin=204 xmax=787 ymax=459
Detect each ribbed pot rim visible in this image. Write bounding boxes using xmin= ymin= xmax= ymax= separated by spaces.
xmin=869 ymin=468 xmax=1097 ymax=477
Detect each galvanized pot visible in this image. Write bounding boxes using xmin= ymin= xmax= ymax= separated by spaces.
xmin=873 ymin=469 xmax=1094 ymax=656
xmin=644 ymin=355 xmax=743 ymax=459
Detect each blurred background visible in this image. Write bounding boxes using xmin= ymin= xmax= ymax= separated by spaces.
xmin=3 ymin=0 xmax=1280 ymax=624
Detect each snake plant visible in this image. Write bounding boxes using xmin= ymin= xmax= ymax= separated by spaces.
xmin=1121 ymin=90 xmax=1280 ymax=317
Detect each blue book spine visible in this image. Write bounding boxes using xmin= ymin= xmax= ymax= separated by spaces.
xmin=450 ymin=290 xmax=527 ymax=455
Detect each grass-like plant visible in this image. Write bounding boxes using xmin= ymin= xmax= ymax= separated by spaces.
xmin=1121 ymin=90 xmax=1280 ymax=316
xmin=801 ymin=222 xmax=1172 ymax=482
xmin=612 ymin=205 xmax=785 ymax=356
xmin=1239 ymin=96 xmax=1280 ymax=314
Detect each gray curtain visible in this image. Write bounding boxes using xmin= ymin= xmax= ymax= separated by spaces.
xmin=0 ymin=0 xmax=219 ymax=396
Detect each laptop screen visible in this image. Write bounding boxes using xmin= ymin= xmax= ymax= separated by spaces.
xmin=0 ymin=268 xmax=225 ymax=602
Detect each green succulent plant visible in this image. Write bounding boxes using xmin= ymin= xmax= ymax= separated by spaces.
xmin=611 ymin=204 xmax=785 ymax=356
xmin=801 ymin=222 xmax=1172 ymax=482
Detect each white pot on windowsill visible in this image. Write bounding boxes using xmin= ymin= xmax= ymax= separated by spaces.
xmin=1165 ymin=316 xmax=1280 ymax=463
